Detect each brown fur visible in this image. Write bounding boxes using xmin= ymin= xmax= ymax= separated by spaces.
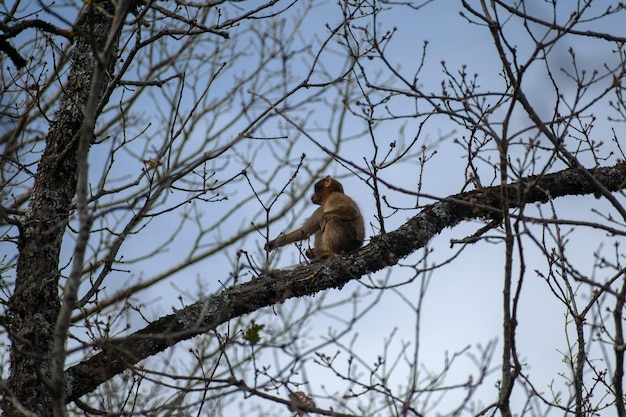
xmin=265 ymin=175 xmax=365 ymax=259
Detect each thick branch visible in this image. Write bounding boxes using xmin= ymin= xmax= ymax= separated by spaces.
xmin=65 ymin=161 xmax=626 ymax=402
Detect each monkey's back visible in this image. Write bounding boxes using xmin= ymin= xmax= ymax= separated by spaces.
xmin=320 ymin=193 xmax=365 ymax=253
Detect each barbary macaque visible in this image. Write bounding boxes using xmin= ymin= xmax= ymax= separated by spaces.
xmin=265 ymin=175 xmax=365 ymax=259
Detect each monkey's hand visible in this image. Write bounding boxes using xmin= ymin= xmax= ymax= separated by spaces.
xmin=264 ymin=240 xmax=276 ymax=252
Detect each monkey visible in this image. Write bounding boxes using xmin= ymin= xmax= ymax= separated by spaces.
xmin=265 ymin=175 xmax=365 ymax=259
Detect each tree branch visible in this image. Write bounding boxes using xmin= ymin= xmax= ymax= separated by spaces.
xmin=64 ymin=161 xmax=626 ymax=402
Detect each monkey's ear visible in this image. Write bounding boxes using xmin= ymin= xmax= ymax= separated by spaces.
xmin=324 ymin=175 xmax=332 ymax=187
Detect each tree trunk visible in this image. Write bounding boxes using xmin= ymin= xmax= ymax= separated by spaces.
xmin=4 ymin=4 xmax=115 ymax=416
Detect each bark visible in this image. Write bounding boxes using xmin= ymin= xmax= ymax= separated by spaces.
xmin=4 ymin=3 xmax=118 ymax=416
xmin=64 ymin=161 xmax=626 ymax=402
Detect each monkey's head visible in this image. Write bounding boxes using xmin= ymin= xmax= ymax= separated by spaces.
xmin=311 ymin=175 xmax=344 ymax=205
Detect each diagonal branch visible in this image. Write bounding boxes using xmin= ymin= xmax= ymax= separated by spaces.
xmin=65 ymin=161 xmax=626 ymax=402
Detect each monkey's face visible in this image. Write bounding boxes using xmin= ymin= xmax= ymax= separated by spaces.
xmin=311 ymin=181 xmax=324 ymax=205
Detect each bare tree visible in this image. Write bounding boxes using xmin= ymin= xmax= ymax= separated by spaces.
xmin=1 ymin=1 xmax=626 ymax=416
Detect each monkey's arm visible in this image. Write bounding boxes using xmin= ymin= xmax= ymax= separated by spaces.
xmin=265 ymin=207 xmax=322 ymax=251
